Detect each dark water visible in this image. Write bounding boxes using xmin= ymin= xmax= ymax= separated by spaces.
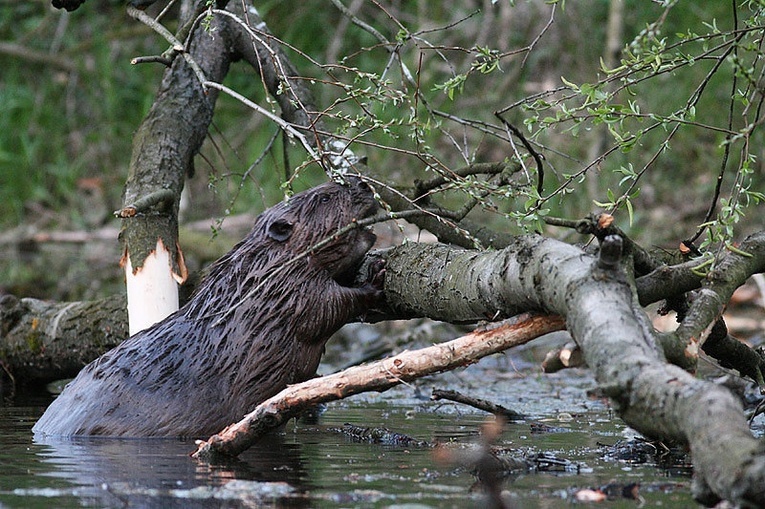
xmin=1 ymin=383 xmax=699 ymax=509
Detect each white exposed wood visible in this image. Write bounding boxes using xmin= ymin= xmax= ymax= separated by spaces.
xmin=125 ymin=238 xmax=179 ymax=336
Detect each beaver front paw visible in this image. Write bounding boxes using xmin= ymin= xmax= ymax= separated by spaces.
xmin=367 ymin=259 xmax=386 ymax=292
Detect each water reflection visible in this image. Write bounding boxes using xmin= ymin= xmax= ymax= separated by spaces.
xmin=31 ymin=433 xmax=311 ymax=508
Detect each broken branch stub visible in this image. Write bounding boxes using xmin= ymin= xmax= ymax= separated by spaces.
xmin=597 ymin=234 xmax=623 ymax=271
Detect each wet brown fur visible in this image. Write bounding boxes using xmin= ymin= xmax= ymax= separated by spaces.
xmin=33 ymin=178 xmax=381 ymax=437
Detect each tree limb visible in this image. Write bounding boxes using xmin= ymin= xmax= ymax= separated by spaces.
xmin=192 ymin=312 xmax=565 ymax=460
xmin=0 ymin=294 xmax=127 ymax=384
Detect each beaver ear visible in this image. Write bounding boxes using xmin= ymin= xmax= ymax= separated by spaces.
xmin=267 ymin=219 xmax=293 ymax=242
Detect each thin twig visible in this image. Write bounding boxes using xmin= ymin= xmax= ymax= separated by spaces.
xmin=203 ymin=80 xmax=320 ymax=163
xmin=687 ymin=2 xmax=744 ymax=246
xmin=495 ymin=114 xmax=545 ymax=196
xmin=155 ymin=0 xmax=177 ymax=23
xmin=115 ymin=189 xmax=176 ymax=218
xmin=126 ymin=5 xmax=208 ymax=87
xmin=330 ymin=0 xmax=390 ymax=48
xmin=431 ymin=389 xmax=525 ymax=421
xmin=521 ymin=2 xmax=556 ymax=68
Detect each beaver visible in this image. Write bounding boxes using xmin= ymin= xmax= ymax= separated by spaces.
xmin=33 ymin=177 xmax=383 ymax=437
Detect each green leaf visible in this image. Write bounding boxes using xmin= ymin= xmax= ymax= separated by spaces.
xmin=560 ymin=76 xmax=579 ymax=91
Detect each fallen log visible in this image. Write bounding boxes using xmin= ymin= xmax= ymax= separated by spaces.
xmin=194 ymin=232 xmax=765 ymax=506
xmin=0 ymin=294 xmax=127 ymax=384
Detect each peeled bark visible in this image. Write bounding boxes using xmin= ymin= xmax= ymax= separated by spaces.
xmin=192 ymin=313 xmax=565 ymax=460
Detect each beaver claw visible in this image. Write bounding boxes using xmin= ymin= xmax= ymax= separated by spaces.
xmin=367 ymin=259 xmax=386 ymax=291
xmin=354 ymin=259 xmax=385 ymax=309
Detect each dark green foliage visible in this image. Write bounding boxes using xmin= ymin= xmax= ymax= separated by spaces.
xmin=1 ymin=1 xmax=763 ymax=281
xmin=0 ymin=3 xmax=160 ymax=227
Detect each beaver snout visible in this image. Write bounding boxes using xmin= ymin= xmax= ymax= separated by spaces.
xmin=354 ymin=177 xmax=372 ymax=193
xmin=340 ymin=175 xmax=373 ymax=196
xmin=344 ymin=176 xmax=378 ymax=218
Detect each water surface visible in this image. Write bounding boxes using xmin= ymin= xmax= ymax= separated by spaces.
xmin=1 ymin=369 xmax=699 ymax=508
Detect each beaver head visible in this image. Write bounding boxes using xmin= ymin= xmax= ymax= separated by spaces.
xmin=256 ymin=176 xmax=378 ymax=283
xmin=184 ymin=176 xmax=379 ymax=318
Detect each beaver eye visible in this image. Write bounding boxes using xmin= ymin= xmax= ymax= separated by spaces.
xmin=318 ymin=193 xmax=331 ymax=203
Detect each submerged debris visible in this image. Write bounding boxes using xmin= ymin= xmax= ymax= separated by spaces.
xmin=528 ymin=421 xmax=572 ymax=434
xmin=327 ymin=423 xmax=430 ymax=447
xmin=599 ymin=438 xmax=692 ymax=476
xmin=574 ymin=482 xmax=641 ymax=503
xmin=524 ymin=451 xmax=582 ymax=473
xmin=431 ymin=388 xmax=526 ymax=421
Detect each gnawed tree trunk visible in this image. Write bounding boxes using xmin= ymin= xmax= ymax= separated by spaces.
xmin=118 ymin=0 xmax=334 ymax=335
xmin=117 ymin=2 xmax=227 ymax=334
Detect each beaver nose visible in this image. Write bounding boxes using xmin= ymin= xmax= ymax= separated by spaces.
xmin=356 ymin=178 xmax=372 ymax=193
xmin=344 ymin=175 xmax=372 ymax=194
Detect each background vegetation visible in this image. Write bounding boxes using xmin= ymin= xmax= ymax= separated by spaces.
xmin=1 ymin=0 xmax=762 ymax=300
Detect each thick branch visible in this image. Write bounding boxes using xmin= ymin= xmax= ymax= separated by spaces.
xmin=192 ymin=312 xmax=565 ymax=460
xmin=702 ymin=318 xmax=765 ymax=387
xmin=676 ymin=232 xmax=765 ymax=347
xmin=120 ymin=8 xmax=230 ymax=274
xmin=635 ymin=258 xmax=705 ymax=306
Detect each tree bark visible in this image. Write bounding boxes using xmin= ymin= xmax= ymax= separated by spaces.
xmin=0 ymin=294 xmax=127 ymax=384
